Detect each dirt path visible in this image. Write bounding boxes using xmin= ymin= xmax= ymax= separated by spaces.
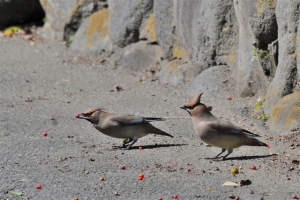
xmin=0 ymin=37 xmax=299 ymax=200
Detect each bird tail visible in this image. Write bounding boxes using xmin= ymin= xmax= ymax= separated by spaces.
xmin=144 ymin=117 xmax=166 ymax=122
xmin=245 ymin=138 xmax=270 ymax=148
xmin=149 ymin=127 xmax=173 ymax=138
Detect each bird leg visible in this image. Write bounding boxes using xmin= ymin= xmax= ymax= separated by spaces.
xmin=125 ymin=138 xmax=138 ymax=149
xmin=214 ymin=148 xmax=226 ymax=158
xmin=123 ymin=138 xmax=133 ymax=148
xmin=222 ymin=148 xmax=233 ymax=160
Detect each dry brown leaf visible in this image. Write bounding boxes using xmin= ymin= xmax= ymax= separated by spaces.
xmin=114 ymin=86 xmax=123 ymax=92
xmin=24 ymin=98 xmax=32 ymax=102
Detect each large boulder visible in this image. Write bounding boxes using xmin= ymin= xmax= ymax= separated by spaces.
xmin=153 ymin=0 xmax=174 ymax=60
xmin=263 ymin=0 xmax=300 ymax=114
xmin=39 ymin=0 xmax=106 ymax=40
xmin=157 ymin=59 xmax=195 ymax=86
xmin=174 ymin=0 xmax=237 ymax=72
xmin=70 ymin=8 xmax=113 ymax=57
xmin=268 ymin=92 xmax=300 ymax=135
xmin=0 ymin=0 xmax=45 ymax=30
xmin=108 ymin=0 xmax=153 ymax=47
xmin=233 ymin=0 xmax=277 ymax=97
xmin=188 ymin=65 xmax=232 ymax=96
xmin=109 ymin=41 xmax=163 ymax=72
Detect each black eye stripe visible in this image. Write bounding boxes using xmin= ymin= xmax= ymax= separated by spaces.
xmin=84 ymin=112 xmax=94 ymax=116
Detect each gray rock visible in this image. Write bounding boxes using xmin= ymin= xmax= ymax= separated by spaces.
xmin=233 ymin=0 xmax=277 ymax=97
xmin=0 ymin=0 xmax=45 ymax=29
xmin=64 ymin=1 xmax=107 ymax=41
xmin=188 ymin=65 xmax=232 ymax=96
xmin=268 ymin=92 xmax=300 ymax=135
xmin=174 ymin=0 xmax=235 ymax=72
xmin=153 ymin=0 xmax=174 ymax=60
xmin=109 ymin=41 xmax=163 ymax=72
xmin=70 ymin=8 xmax=113 ymax=57
xmin=263 ymin=0 xmax=300 ymax=114
xmin=40 ymin=0 xmax=104 ymax=40
xmin=108 ymin=0 xmax=153 ymax=47
xmin=157 ymin=59 xmax=196 ymax=86
xmin=298 ymin=19 xmax=300 ymax=82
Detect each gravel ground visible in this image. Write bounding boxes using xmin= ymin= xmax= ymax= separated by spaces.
xmin=0 ymin=37 xmax=299 ymax=200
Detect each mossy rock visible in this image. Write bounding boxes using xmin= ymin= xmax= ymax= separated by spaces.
xmin=268 ymin=92 xmax=300 ymax=135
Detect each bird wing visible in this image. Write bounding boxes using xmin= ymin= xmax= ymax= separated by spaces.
xmin=208 ymin=120 xmax=261 ymax=137
xmin=110 ymin=114 xmax=147 ymax=126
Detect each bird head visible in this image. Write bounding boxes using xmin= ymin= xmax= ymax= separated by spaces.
xmin=180 ymin=92 xmax=211 ymax=116
xmin=77 ymin=108 xmax=102 ymax=124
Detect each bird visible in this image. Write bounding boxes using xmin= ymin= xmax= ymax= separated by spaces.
xmin=76 ymin=108 xmax=173 ymax=149
xmin=180 ymin=92 xmax=270 ymax=159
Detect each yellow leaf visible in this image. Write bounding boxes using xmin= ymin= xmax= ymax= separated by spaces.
xmin=230 ymin=167 xmax=239 ymax=175
xmin=4 ymin=26 xmax=20 ymax=35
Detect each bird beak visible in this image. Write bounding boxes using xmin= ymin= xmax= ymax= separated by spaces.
xmin=180 ymin=106 xmax=188 ymax=110
xmin=77 ymin=113 xmax=86 ymax=119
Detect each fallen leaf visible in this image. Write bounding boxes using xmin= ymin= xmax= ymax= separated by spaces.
xmin=24 ymin=97 xmax=32 ymax=102
xmin=222 ymin=181 xmax=240 ymax=187
xmin=19 ymin=178 xmax=27 ymax=182
xmin=203 ymin=142 xmax=212 ymax=147
xmin=4 ymin=26 xmax=20 ymax=35
xmin=230 ymin=168 xmax=239 ymax=175
xmin=139 ymin=76 xmax=148 ymax=82
xmin=8 ymin=190 xmax=22 ymax=196
xmin=114 ymin=86 xmax=123 ymax=92
xmin=240 ymin=179 xmax=252 ymax=186
xmin=98 ymin=59 xmax=106 ymax=63
xmin=292 ymin=160 xmax=299 ymax=164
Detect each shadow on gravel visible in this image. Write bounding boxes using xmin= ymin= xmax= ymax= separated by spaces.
xmin=112 ymin=143 xmax=188 ymax=150
xmin=209 ymin=154 xmax=274 ymax=161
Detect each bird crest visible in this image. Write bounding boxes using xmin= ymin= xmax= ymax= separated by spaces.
xmin=185 ymin=92 xmax=203 ymax=107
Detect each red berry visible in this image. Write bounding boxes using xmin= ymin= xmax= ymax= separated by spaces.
xmin=139 ymin=146 xmax=143 ymax=150
xmin=75 ymin=113 xmax=80 ymax=118
xmin=42 ymin=132 xmax=47 ymax=137
xmin=121 ymin=165 xmax=125 ymax=170
xmin=172 ymin=194 xmax=178 ymax=199
xmin=99 ymin=177 xmax=105 ymax=181
xmin=227 ymin=95 xmax=232 ymax=100
xmin=158 ymin=197 xmax=163 ymax=200
xmin=235 ymin=196 xmax=239 ymax=200
xmin=138 ymin=173 xmax=144 ymax=178
xmin=292 ymin=194 xmax=298 ymax=199
xmin=35 ymin=184 xmax=42 ymax=189
xmin=138 ymin=176 xmax=143 ymax=181
xmin=250 ymin=165 xmax=257 ymax=170
xmin=72 ymin=197 xmax=79 ymax=200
